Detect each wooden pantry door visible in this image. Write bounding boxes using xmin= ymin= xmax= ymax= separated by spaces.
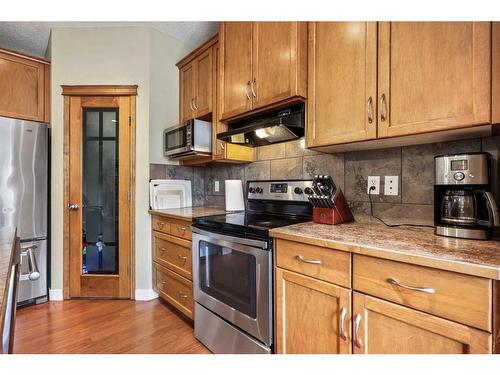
xmin=63 ymin=85 xmax=136 ymax=299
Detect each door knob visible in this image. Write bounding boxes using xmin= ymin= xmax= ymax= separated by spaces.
xmin=68 ymin=203 xmax=79 ymax=211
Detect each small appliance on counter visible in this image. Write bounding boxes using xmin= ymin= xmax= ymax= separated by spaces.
xmin=434 ymin=152 xmax=499 ymax=240
xmin=149 ymin=179 xmax=192 ymax=209
xmin=163 ymin=119 xmax=211 ymax=160
xmin=305 ymin=175 xmax=354 ymax=225
xmin=224 ymin=180 xmax=245 ymax=212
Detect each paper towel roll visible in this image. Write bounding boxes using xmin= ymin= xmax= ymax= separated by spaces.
xmin=225 ymin=180 xmax=245 ymax=212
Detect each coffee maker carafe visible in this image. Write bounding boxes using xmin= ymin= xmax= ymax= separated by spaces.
xmin=434 ymin=152 xmax=499 ymax=240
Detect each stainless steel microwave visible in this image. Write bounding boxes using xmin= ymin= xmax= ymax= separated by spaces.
xmin=164 ymin=119 xmax=212 ymax=159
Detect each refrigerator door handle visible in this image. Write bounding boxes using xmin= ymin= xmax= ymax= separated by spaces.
xmin=20 ymin=245 xmax=40 ymax=281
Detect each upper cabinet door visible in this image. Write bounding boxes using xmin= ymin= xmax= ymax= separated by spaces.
xmin=194 ymin=48 xmax=213 ymax=118
xmin=179 ymin=62 xmax=195 ymax=123
xmin=378 ymin=22 xmax=491 ymax=138
xmin=251 ymin=22 xmax=307 ymax=110
xmin=0 ymin=50 xmax=47 ymax=122
xmin=219 ymin=22 xmax=253 ymax=120
xmin=352 ymin=292 xmax=491 ymax=354
xmin=307 ymin=22 xmax=377 ymax=148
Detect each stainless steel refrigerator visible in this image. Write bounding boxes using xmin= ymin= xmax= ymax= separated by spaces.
xmin=0 ymin=116 xmax=48 ymax=305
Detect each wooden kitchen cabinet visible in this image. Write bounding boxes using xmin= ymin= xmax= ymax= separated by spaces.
xmin=307 ymin=22 xmax=377 ymax=147
xmin=377 ymin=22 xmax=491 ymax=138
xmin=492 ymin=22 xmax=500 ymax=124
xmin=151 ymin=214 xmax=194 ymax=319
xmin=0 ymin=48 xmax=50 ymax=122
xmin=352 ymin=292 xmax=491 ymax=354
xmin=219 ymin=22 xmax=253 ymax=120
xmin=179 ymin=62 xmax=195 ymax=123
xmin=219 ymin=22 xmax=307 ymax=121
xmin=177 ymin=36 xmax=216 ymax=123
xmin=275 ymin=268 xmax=352 ymax=354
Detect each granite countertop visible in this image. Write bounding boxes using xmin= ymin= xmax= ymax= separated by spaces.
xmin=0 ymin=227 xmax=17 ymax=324
xmin=270 ymin=221 xmax=500 ymax=280
xmin=149 ymin=206 xmax=227 ymax=221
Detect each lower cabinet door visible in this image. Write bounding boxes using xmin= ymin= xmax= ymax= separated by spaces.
xmin=275 ymin=268 xmax=351 ymax=354
xmin=352 ymin=292 xmax=492 ymax=354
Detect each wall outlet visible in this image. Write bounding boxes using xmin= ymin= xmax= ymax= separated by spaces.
xmin=214 ymin=180 xmax=220 ymax=193
xmin=367 ymin=176 xmax=380 ymax=195
xmin=384 ymin=176 xmax=399 ymax=196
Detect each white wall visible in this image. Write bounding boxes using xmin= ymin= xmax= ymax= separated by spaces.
xmin=49 ymin=27 xmax=192 ymax=298
xmin=149 ymin=29 xmax=192 ymax=165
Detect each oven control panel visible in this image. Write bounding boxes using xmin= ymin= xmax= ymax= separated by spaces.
xmin=247 ymin=180 xmax=313 ymax=202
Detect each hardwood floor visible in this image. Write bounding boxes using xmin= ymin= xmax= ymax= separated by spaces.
xmin=14 ymin=299 xmax=210 ymax=354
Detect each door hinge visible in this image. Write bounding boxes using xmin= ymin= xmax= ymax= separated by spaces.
xmin=128 ymin=116 xmax=131 ymax=126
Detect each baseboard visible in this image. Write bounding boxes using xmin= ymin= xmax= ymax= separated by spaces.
xmin=135 ymin=289 xmax=159 ymax=301
xmin=48 ymin=289 xmax=63 ymax=301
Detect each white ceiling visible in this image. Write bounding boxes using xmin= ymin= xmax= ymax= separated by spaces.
xmin=0 ymin=22 xmax=219 ymax=58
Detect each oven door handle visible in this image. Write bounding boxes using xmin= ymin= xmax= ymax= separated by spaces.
xmin=192 ymin=226 xmax=268 ymax=250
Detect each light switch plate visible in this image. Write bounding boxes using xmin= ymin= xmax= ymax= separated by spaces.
xmin=384 ymin=176 xmax=399 ymax=196
xmin=214 ymin=181 xmax=220 ymax=193
xmin=367 ymin=176 xmax=380 ymax=195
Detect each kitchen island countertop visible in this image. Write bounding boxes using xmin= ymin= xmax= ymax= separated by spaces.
xmin=0 ymin=227 xmax=17 ymax=325
xmin=149 ymin=206 xmax=227 ymax=221
xmin=270 ymin=221 xmax=500 ymax=280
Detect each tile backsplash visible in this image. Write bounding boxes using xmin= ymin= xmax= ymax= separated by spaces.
xmin=150 ymin=135 xmax=500 ymax=225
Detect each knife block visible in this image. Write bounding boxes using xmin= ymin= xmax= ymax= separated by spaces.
xmin=313 ymin=190 xmax=354 ymax=225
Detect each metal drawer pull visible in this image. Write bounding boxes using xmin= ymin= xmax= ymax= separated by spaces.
xmin=386 ymin=277 xmax=435 ymax=294
xmin=245 ymin=81 xmax=251 ymax=100
xmin=367 ymin=96 xmax=374 ymax=124
xmin=354 ymin=314 xmax=362 ymax=348
xmin=159 ymin=281 xmax=166 ymax=289
xmin=178 ymin=292 xmax=188 ymax=300
xmin=251 ymin=78 xmax=257 ymax=98
xmin=380 ymin=93 xmax=387 ymax=122
xmin=178 ymin=255 xmax=188 ymax=263
xmin=160 ymin=247 xmax=166 ymax=254
xmin=178 ymin=227 xmax=187 ymax=232
xmin=339 ymin=307 xmax=347 ymax=341
xmin=21 ymin=246 xmax=40 ymax=281
xmin=295 ymin=255 xmax=322 ymax=265
xmin=157 ymin=222 xmax=164 ymax=228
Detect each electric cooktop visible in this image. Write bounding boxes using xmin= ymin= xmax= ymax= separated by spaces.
xmin=193 ymin=211 xmax=312 ymax=239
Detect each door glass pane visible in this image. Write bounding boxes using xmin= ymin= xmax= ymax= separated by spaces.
xmin=199 ymin=240 xmax=257 ymax=318
xmin=82 ymin=109 xmax=119 ymax=274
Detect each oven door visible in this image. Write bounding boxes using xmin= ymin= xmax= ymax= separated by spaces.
xmin=164 ymin=123 xmax=192 ymax=156
xmin=192 ymin=227 xmax=272 ymax=346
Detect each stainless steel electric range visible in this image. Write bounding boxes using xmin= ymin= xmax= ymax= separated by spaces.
xmin=191 ymin=179 xmax=314 ymax=354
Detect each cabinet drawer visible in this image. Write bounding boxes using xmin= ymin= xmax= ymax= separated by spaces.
xmin=152 ymin=216 xmax=171 ymax=235
xmin=153 ymin=232 xmax=192 ymax=280
xmin=154 ymin=262 xmax=193 ymax=319
xmin=353 ymin=254 xmax=492 ymax=331
xmin=170 ymin=221 xmax=192 ymax=240
xmin=275 ymin=239 xmax=351 ymax=288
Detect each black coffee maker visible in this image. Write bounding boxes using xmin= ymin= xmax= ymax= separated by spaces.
xmin=434 ymin=152 xmax=499 ymax=240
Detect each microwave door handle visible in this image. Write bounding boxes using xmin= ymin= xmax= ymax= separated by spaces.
xmin=484 ymin=191 xmax=500 ymax=227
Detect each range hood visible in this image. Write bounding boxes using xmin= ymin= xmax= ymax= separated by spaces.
xmin=217 ymin=104 xmax=305 ymax=147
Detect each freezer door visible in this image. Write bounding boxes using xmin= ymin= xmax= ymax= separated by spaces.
xmin=18 ymin=239 xmax=47 ymax=304
xmin=0 ymin=117 xmax=48 ymax=239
